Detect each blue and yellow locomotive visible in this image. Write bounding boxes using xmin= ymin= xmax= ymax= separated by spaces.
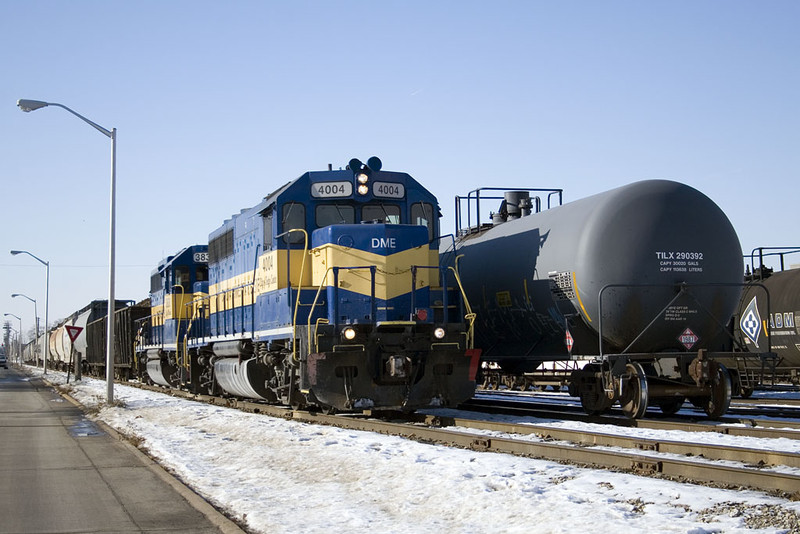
xmin=138 ymin=158 xmax=480 ymax=412
xmin=139 ymin=245 xmax=209 ymax=387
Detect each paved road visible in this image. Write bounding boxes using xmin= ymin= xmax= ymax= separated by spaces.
xmin=0 ymin=366 xmax=244 ymax=534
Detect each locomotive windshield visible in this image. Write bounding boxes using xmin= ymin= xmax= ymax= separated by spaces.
xmin=316 ymin=204 xmax=356 ymax=227
xmin=362 ymin=204 xmax=400 ymax=224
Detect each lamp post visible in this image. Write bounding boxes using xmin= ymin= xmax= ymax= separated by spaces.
xmin=18 ymin=99 xmax=117 ymax=402
xmin=12 ymin=293 xmax=39 ymax=367
xmin=10 ymin=250 xmax=49 ymax=374
xmin=4 ymin=313 xmax=23 ymax=364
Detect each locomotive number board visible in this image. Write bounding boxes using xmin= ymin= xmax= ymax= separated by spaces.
xmin=311 ymin=181 xmax=353 ymax=198
xmin=373 ymin=182 xmax=405 ymax=199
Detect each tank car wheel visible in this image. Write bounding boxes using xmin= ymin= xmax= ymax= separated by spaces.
xmin=576 ymin=364 xmax=613 ymax=415
xmin=580 ymin=390 xmax=614 ymax=415
xmin=702 ymin=363 xmax=732 ymax=420
xmin=619 ymin=362 xmax=649 ymax=419
xmin=656 ymin=396 xmax=685 ymax=416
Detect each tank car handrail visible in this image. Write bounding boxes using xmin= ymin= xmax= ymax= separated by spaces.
xmin=597 ymin=282 xmax=773 ymax=359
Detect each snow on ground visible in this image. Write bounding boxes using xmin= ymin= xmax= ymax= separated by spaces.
xmin=32 ymin=367 xmax=800 ymax=534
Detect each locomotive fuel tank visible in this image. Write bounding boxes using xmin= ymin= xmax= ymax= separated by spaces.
xmin=453 ymin=180 xmax=744 ymax=372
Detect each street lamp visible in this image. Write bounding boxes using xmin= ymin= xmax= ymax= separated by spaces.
xmin=4 ymin=313 xmax=22 ymax=363
xmin=10 ymin=250 xmax=49 ymax=374
xmin=11 ymin=293 xmax=39 ymax=367
xmin=18 ymin=98 xmax=117 ymax=402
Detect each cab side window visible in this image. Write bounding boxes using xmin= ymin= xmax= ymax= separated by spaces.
xmin=411 ymin=202 xmax=435 ymax=240
xmin=282 ymin=202 xmax=305 ymax=244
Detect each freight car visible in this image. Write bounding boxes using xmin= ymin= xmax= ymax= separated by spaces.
xmin=48 ymin=300 xmax=130 ymax=372
xmin=726 ymin=247 xmax=800 ymax=394
xmin=85 ymin=302 xmax=150 ymax=380
xmin=446 ymin=180 xmax=763 ymax=419
xmin=137 ymin=158 xmax=480 ymax=412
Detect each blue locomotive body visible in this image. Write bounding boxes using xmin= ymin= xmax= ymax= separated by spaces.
xmin=138 ymin=159 xmax=479 ymax=411
xmin=139 ymin=245 xmax=208 ymax=386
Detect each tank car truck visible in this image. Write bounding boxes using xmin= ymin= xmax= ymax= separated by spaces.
xmin=446 ymin=180 xmax=767 ymax=419
xmin=140 ymin=158 xmax=480 ymax=412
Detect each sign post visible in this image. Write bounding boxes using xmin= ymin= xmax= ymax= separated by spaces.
xmin=65 ymin=326 xmax=84 ymax=382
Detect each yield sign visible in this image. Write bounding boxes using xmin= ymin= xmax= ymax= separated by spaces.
xmin=65 ymin=325 xmax=84 ymax=343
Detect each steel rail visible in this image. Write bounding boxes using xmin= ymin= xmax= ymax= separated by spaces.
xmin=417 ymin=416 xmax=800 ymax=469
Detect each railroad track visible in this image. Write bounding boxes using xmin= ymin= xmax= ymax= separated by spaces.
xmin=112 ymin=381 xmax=800 ymax=497
xmin=477 ymin=388 xmax=800 ymax=418
xmin=464 ymin=396 xmax=800 ymax=440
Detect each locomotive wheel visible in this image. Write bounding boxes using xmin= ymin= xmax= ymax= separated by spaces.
xmin=619 ymin=362 xmax=649 ymax=419
xmin=702 ymin=363 xmax=732 ymax=419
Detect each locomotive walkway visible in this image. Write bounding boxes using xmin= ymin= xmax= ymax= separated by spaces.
xmin=0 ymin=366 xmax=243 ymax=534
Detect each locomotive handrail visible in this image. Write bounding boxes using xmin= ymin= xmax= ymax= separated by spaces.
xmin=447 ymin=255 xmax=476 ymax=349
xmin=276 ymin=228 xmax=309 ymax=364
xmin=306 ymin=265 xmax=378 ymax=352
xmin=410 ymin=264 xmax=438 ymax=318
xmin=307 ymin=266 xmax=335 ymax=353
xmin=181 ymin=295 xmax=209 ymax=369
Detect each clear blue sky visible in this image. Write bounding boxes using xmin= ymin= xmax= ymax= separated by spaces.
xmin=1 ymin=1 xmax=798 ymax=334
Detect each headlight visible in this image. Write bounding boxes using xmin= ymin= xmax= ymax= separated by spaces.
xmin=342 ymin=327 xmax=357 ymax=341
xmin=357 ymin=184 xmax=369 ymax=195
xmin=434 ymin=327 xmax=446 ymax=339
xmin=357 ymin=173 xmax=369 ymax=184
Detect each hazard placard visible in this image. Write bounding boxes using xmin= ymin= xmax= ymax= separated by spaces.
xmin=678 ymin=328 xmax=699 ymax=350
xmin=565 ymin=329 xmax=574 ymax=353
xmin=65 ymin=325 xmax=84 ymax=343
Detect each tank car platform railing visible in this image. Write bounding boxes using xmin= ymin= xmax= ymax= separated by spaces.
xmin=747 ymin=246 xmax=800 ymax=280
xmin=454 ymin=187 xmax=563 ymax=236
